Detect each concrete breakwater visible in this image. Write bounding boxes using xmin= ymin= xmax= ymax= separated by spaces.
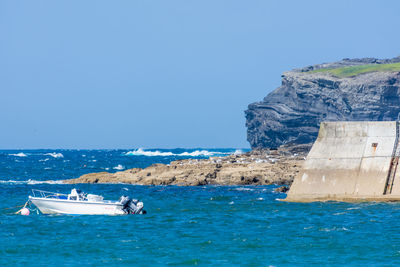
xmin=64 ymin=147 xmax=308 ymax=186
xmin=285 ymin=121 xmax=400 ymax=202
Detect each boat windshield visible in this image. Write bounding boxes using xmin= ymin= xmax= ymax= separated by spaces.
xmin=31 ymin=189 xmax=68 ymax=199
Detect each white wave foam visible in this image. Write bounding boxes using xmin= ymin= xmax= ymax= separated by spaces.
xmin=45 ymin=152 xmax=64 ymax=158
xmin=39 ymin=158 xmax=50 ymax=162
xmin=0 ymin=179 xmax=63 ymax=185
xmin=125 ymin=148 xmax=229 ymax=157
xmin=125 ymin=149 xmax=174 ymax=157
xmin=113 ymin=164 xmax=124 ymax=170
xmin=9 ymin=152 xmax=27 ymax=157
xmin=180 ymin=150 xmax=220 ymax=157
xmin=234 ymin=187 xmax=254 ymax=191
xmin=233 ymin=149 xmax=244 ymax=155
xmin=347 ymin=207 xmax=361 ymax=210
xmin=320 ymin=227 xmax=349 ymax=232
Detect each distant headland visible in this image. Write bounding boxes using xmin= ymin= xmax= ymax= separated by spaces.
xmin=246 ymin=56 xmax=400 ymax=149
xmin=65 ymin=56 xmax=400 ymax=187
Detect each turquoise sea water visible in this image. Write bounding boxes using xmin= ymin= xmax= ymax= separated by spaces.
xmin=1 ymin=149 xmax=400 ymax=266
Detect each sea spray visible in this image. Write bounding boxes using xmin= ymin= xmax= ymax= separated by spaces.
xmin=125 ymin=148 xmax=235 ymax=157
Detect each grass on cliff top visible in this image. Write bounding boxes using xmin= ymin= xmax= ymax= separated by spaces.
xmin=308 ymin=62 xmax=400 ymax=78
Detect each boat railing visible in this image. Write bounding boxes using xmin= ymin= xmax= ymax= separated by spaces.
xmin=31 ymin=189 xmax=69 ymax=199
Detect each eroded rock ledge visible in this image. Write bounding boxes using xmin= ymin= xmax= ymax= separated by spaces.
xmin=63 ymin=144 xmax=310 ymax=186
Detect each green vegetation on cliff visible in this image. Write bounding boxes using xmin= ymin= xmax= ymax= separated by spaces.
xmin=309 ymin=62 xmax=400 ymax=77
xmin=246 ymin=57 xmax=400 ymax=149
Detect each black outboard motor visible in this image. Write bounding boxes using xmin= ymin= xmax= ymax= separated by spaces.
xmin=119 ymin=195 xmax=145 ymax=214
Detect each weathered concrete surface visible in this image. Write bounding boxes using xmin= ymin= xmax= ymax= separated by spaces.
xmin=285 ymin=121 xmax=400 ymax=202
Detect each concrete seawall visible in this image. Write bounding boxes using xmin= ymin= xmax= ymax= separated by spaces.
xmin=285 ymin=121 xmax=400 ymax=202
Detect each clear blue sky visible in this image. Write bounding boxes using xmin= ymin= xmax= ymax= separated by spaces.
xmin=1 ymin=0 xmax=399 ymax=149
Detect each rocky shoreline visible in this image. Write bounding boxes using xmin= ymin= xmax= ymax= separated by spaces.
xmin=63 ymin=144 xmax=311 ymax=186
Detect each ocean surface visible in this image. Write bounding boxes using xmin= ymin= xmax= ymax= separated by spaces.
xmin=1 ymin=148 xmax=400 ymax=266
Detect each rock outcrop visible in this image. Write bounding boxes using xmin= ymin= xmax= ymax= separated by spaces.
xmin=245 ymin=57 xmax=400 ymax=149
xmin=63 ymin=145 xmax=310 ymax=186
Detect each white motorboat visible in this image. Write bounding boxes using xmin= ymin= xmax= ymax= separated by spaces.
xmin=29 ymin=189 xmax=145 ymax=215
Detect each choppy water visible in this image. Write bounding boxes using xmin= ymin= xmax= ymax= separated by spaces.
xmin=1 ymin=149 xmax=400 ymax=266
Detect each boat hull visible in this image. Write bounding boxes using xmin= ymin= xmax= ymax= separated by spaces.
xmin=29 ymin=197 xmax=125 ymax=215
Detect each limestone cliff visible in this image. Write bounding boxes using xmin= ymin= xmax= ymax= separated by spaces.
xmin=245 ymin=57 xmax=400 ymax=149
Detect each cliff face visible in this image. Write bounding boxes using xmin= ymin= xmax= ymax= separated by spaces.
xmin=245 ymin=57 xmax=400 ymax=149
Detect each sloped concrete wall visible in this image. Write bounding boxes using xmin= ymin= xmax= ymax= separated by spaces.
xmin=285 ymin=121 xmax=398 ymax=202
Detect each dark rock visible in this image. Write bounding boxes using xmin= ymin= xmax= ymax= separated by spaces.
xmin=278 ymin=143 xmax=312 ymax=156
xmin=274 ymin=186 xmax=289 ymax=193
xmin=245 ymin=56 xmax=400 ymax=149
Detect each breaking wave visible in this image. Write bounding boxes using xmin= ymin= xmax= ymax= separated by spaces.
xmin=125 ymin=148 xmax=230 ymax=157
xmin=233 ymin=187 xmax=255 ymax=191
xmin=233 ymin=149 xmax=244 ymax=155
xmin=0 ymin=179 xmax=63 ymax=185
xmin=44 ymin=152 xmax=64 ymax=158
xmin=113 ymin=164 xmax=125 ymax=170
xmin=9 ymin=152 xmax=27 ymax=157
xmin=8 ymin=152 xmax=64 ymax=158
